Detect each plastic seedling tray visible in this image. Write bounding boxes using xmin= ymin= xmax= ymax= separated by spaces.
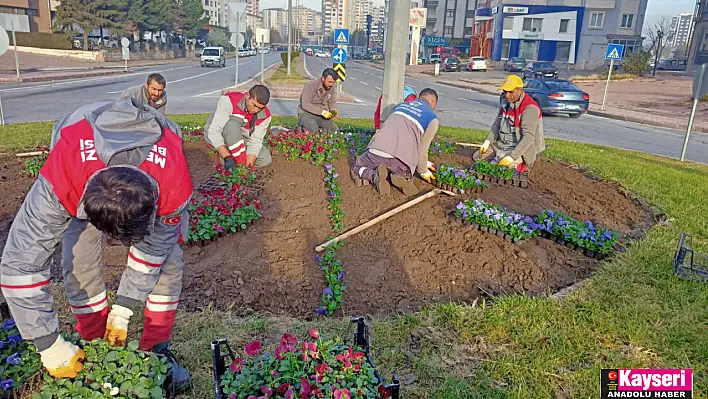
xmin=674 ymin=233 xmax=708 ymax=282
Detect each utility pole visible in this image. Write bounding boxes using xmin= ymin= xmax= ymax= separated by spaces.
xmin=380 ymin=0 xmax=409 ymax=121
xmin=287 ymin=0 xmax=292 ymax=75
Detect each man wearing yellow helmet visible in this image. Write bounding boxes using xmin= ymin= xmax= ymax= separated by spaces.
xmin=473 ymin=75 xmax=545 ymax=172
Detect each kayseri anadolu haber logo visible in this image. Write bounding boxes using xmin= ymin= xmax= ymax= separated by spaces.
xmin=601 ymin=369 xmax=693 ymax=398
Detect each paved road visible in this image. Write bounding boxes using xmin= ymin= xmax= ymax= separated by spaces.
xmin=305 ymin=56 xmax=708 ymax=164
xmin=0 ymin=52 xmax=705 ymax=164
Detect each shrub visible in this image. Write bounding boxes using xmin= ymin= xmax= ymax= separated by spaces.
xmin=280 ymin=50 xmax=300 ymax=65
xmin=14 ymin=32 xmax=72 ymax=50
xmin=621 ymin=51 xmax=651 ymax=76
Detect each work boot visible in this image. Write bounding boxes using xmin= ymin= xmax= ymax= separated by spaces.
xmin=151 ymin=342 xmax=191 ymax=394
xmin=390 ymin=174 xmax=419 ymax=196
xmin=349 ymin=169 xmax=369 ymax=186
xmin=372 ymin=165 xmax=390 ymax=195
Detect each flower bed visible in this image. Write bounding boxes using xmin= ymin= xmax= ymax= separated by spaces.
xmin=187 ymin=166 xmax=262 ymax=246
xmin=429 ymin=139 xmax=456 ymax=157
xmin=35 ymin=338 xmax=170 ymax=399
xmin=211 ymin=318 xmax=400 ymax=399
xmin=535 ymin=210 xmax=620 ymax=258
xmin=454 ymin=199 xmax=539 ymax=243
xmin=267 ymin=130 xmax=347 ymax=165
xmin=433 ymin=164 xmax=488 ymax=195
xmin=472 ymin=160 xmax=529 ymax=188
xmin=180 ymin=125 xmax=205 ymax=143
xmin=0 ymin=316 xmax=41 ymax=397
xmin=23 ymin=151 xmax=48 ymax=178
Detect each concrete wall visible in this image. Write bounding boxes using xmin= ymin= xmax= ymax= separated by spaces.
xmin=14 ymin=46 xmax=105 ymax=61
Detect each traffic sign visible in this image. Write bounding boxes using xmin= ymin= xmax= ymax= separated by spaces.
xmin=332 ymin=48 xmax=347 ymax=63
xmin=333 ymin=63 xmax=346 ymax=82
xmin=334 ymin=29 xmax=350 ymax=45
xmin=230 ymin=32 xmax=245 ymax=48
xmin=121 ymin=37 xmax=130 ymax=48
xmin=605 ymin=43 xmax=624 ymax=61
xmin=121 ymin=46 xmax=129 ymax=60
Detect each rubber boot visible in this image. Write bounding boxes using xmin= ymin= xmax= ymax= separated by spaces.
xmin=372 ymin=165 xmax=390 ymax=195
xmin=151 ymin=341 xmax=192 ymax=394
xmin=390 ymin=174 xmax=419 ymax=196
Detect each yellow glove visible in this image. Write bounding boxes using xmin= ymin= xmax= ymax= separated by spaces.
xmin=39 ymin=336 xmax=86 ymax=379
xmin=420 ymin=170 xmax=436 ymax=183
xmin=426 ymin=161 xmax=437 ymax=172
xmin=104 ymin=304 xmax=133 ymax=347
xmin=322 ymin=111 xmax=333 ymax=119
xmin=330 ymin=109 xmax=338 ymax=118
xmin=480 ymin=140 xmax=491 ymax=154
xmin=498 ymin=156 xmax=514 ymax=167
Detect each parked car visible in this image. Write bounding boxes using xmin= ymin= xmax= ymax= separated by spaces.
xmin=429 ymin=53 xmax=442 ymax=64
xmin=503 ymin=57 xmax=526 ymax=72
xmin=237 ymin=48 xmax=249 ymax=57
xmin=441 ymin=57 xmax=460 ymax=72
xmin=468 ymin=56 xmax=488 ymax=72
xmin=522 ymin=62 xmax=559 ymax=79
xmin=522 ymin=78 xmax=589 ymax=118
xmin=305 ymin=48 xmax=314 ymax=56
xmin=315 ymin=50 xmax=330 ymax=58
xmin=656 ymin=58 xmax=688 ymax=71
xmin=201 ymin=46 xmax=226 ymax=67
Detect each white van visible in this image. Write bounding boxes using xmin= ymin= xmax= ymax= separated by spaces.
xmin=201 ymin=47 xmax=226 ymax=67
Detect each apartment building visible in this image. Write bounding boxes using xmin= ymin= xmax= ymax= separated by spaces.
xmin=423 ymin=0 xmax=475 ymax=55
xmin=0 ymin=0 xmax=51 ymax=32
xmin=668 ymin=13 xmax=693 ymax=47
xmin=293 ymin=5 xmax=322 ymax=37
xmin=247 ymin=0 xmax=259 ymax=16
xmin=322 ymin=0 xmax=372 ymax=33
xmin=204 ymin=0 xmax=224 ymax=26
xmin=262 ymin=7 xmax=288 ymax=38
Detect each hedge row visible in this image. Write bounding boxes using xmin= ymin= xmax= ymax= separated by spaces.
xmin=280 ymin=50 xmax=300 ymax=65
xmin=14 ymin=32 xmax=73 ymax=50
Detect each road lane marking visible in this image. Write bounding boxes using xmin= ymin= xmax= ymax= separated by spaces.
xmin=359 ymin=81 xmax=368 ymax=85
xmin=191 ymin=61 xmax=277 ymax=97
xmin=375 ymin=86 xmax=382 ymax=90
xmin=168 ymin=63 xmax=247 ymax=84
xmin=107 ymin=90 xmax=123 ymax=94
xmin=458 ymin=97 xmax=480 ymax=103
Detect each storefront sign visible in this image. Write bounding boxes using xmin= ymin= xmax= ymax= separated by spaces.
xmin=519 ymin=31 xmax=543 ymax=39
xmin=409 ymin=8 xmax=427 ymax=27
xmin=424 ymin=36 xmax=449 ymax=47
xmin=492 ymin=6 xmax=498 ymax=14
xmin=503 ymin=6 xmax=528 ymax=14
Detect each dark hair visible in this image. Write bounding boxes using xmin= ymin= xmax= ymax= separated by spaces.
xmin=83 ymin=167 xmax=155 ymax=245
xmin=147 ymin=73 xmax=166 ymax=87
xmin=249 ymin=84 xmax=271 ymax=104
xmin=322 ymin=68 xmax=337 ymax=80
xmin=419 ymin=88 xmax=438 ymax=101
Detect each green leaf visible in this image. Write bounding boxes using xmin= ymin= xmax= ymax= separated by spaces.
xmin=127 ymin=341 xmax=140 ymax=352
xmin=150 ymin=386 xmax=163 ymax=399
xmin=104 ymin=351 xmax=119 ymax=363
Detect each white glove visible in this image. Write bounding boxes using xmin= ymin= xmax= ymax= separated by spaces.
xmin=105 ymin=304 xmax=133 ymax=347
xmin=480 ymin=140 xmax=491 ymax=154
xmin=40 ymin=336 xmax=85 ymax=378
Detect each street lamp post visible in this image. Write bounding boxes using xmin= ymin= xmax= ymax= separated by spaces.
xmin=652 ymin=30 xmax=663 ymax=77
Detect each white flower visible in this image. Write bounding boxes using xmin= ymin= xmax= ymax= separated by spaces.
xmin=103 ymin=383 xmax=112 ymax=389
xmin=110 ymin=387 xmax=120 ymax=396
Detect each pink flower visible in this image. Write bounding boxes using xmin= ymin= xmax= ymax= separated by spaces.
xmin=229 ymin=358 xmax=244 ymax=373
xmin=271 ymin=370 xmax=279 ymax=378
xmin=308 ymin=328 xmax=320 ymax=339
xmin=300 ymin=377 xmax=311 ymax=397
xmin=315 ymin=362 xmax=328 ymax=375
xmin=260 ymin=386 xmax=273 ymax=396
xmin=285 ymin=388 xmax=295 ymax=399
xmin=334 ymin=388 xmax=352 ymax=399
xmin=245 ymin=340 xmax=262 ymax=356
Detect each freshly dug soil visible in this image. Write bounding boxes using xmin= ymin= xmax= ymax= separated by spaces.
xmin=0 ymin=143 xmax=655 ymax=317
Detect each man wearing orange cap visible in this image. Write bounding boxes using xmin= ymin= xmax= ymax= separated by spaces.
xmin=473 ymin=75 xmax=545 ymax=171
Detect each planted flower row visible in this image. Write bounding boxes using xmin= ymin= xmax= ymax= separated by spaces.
xmin=455 ymin=199 xmax=538 ymax=243
xmin=220 ymin=329 xmax=388 ymax=399
xmin=473 ymin=160 xmax=529 ymax=187
xmin=35 ymin=337 xmax=169 ymax=399
xmin=267 ymin=129 xmax=348 ymax=166
xmin=433 ymin=164 xmax=488 ymax=194
xmin=317 ymin=163 xmax=347 ymax=315
xmin=1 ymin=318 xmax=41 ymax=396
xmin=536 ymin=210 xmax=619 ymax=256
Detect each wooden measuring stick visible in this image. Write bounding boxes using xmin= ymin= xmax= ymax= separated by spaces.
xmin=455 ymin=142 xmax=483 ymax=148
xmin=15 ymin=150 xmax=48 ymax=157
xmin=315 ymin=188 xmax=455 ymax=252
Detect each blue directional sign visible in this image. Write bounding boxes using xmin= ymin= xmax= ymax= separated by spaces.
xmin=334 ymin=28 xmax=350 ymax=45
xmin=332 ymin=48 xmax=347 ymax=63
xmin=605 ymin=43 xmax=625 ymax=61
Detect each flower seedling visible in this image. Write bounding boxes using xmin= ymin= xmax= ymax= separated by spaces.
xmin=23 ymin=152 xmax=48 ymax=178
xmin=433 ymin=164 xmax=488 ymax=193
xmin=318 ymin=163 xmax=347 ymax=315
xmin=267 ymin=130 xmax=348 ymax=166
xmin=536 ymin=210 xmax=620 ymax=255
xmin=0 ymin=318 xmax=41 ymax=395
xmin=429 ymin=140 xmax=456 ymax=157
xmin=34 ymin=339 xmax=169 ymax=399
xmin=472 ymin=160 xmax=516 ymax=181
xmin=455 ymin=199 xmax=539 ymax=242
xmin=221 ymin=329 xmax=384 ymax=399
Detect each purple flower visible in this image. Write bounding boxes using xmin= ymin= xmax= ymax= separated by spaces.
xmin=0 ymin=379 xmax=13 ymax=392
xmin=333 ymin=173 xmax=339 ymax=179
xmin=7 ymin=336 xmax=21 ymax=345
xmin=337 ymin=271 xmax=344 ymax=280
xmin=315 ymin=254 xmax=321 ymax=264
xmin=456 ymin=202 xmax=466 ymax=210
xmin=315 ymin=307 xmax=328 ymax=315
xmin=323 ymin=287 xmax=333 ymax=299
xmin=475 ymin=179 xmax=482 ymax=185
xmin=324 ymin=163 xmax=333 ymax=174
xmin=0 ymin=342 xmax=5 ymax=350
xmin=349 ymin=148 xmax=356 ymax=155
xmin=214 ymin=224 xmax=224 ymax=233
xmin=1 ymin=320 xmax=15 ymax=330
xmin=546 ymin=210 xmax=555 ymax=217
xmin=6 ymin=353 xmax=20 ymax=365
xmin=330 ymin=192 xmax=337 ymax=198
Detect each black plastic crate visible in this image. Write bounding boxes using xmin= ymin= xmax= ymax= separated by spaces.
xmin=674 ymin=233 xmax=708 ymax=282
xmin=211 ymin=317 xmax=400 ymax=399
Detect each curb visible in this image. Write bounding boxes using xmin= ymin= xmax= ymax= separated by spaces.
xmin=0 ymin=69 xmax=132 ymax=83
xmin=586 ymin=110 xmax=708 ymax=132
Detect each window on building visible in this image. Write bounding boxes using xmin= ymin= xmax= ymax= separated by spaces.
xmin=556 ymin=41 xmax=571 ymax=62
xmin=444 ymin=26 xmax=453 ymax=35
xmin=621 ymin=14 xmax=634 ymax=29
xmin=589 ymin=12 xmax=604 ymax=28
xmin=522 ymin=18 xmax=542 ymax=32
xmin=503 ymin=17 xmax=513 ymax=30
xmin=464 ymin=26 xmax=473 ymax=37
xmin=559 ymin=19 xmax=569 ymax=33
xmin=466 ymin=10 xmax=474 ymax=18
xmin=204 ymin=0 xmax=208 ymax=4
xmin=501 ymin=39 xmax=510 ymax=58
xmin=446 ymin=9 xmax=454 ymax=18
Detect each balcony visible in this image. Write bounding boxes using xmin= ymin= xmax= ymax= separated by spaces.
xmin=425 ymin=0 xmax=438 ymax=7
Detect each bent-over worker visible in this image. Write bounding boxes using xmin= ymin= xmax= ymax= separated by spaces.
xmin=205 ymin=84 xmax=272 ymax=169
xmin=0 ymin=99 xmax=193 ymax=391
xmin=373 ymin=86 xmax=417 ymax=131
xmin=473 ymin=75 xmax=545 ymax=171
xmin=120 ymin=73 xmax=168 ymax=115
xmin=298 ymin=68 xmax=339 ymax=133
xmin=351 ymin=88 xmax=440 ymax=196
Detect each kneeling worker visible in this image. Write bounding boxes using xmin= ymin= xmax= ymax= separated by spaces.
xmin=120 ymin=73 xmax=168 ymax=115
xmin=205 ymin=85 xmax=272 ymax=169
xmin=351 ymin=88 xmax=440 ymax=195
xmin=0 ymin=99 xmax=193 ymax=390
xmin=298 ymin=68 xmax=339 ymax=133
xmin=474 ymin=75 xmax=545 ymax=171
xmin=373 ymin=86 xmax=417 ymax=131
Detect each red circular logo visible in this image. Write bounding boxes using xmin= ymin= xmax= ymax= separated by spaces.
xmin=608 ymin=371 xmax=617 ymax=380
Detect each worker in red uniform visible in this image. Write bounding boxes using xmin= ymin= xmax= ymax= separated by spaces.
xmin=473 ymin=75 xmax=545 ymax=170
xmin=0 ymin=99 xmax=193 ymax=392
xmin=373 ymin=86 xmax=417 ymax=131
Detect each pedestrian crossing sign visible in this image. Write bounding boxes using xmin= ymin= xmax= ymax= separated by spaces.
xmin=334 ymin=29 xmax=350 ymax=45
xmin=605 ymin=43 xmax=624 ymax=61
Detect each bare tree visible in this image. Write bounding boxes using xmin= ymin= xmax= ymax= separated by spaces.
xmin=645 ymin=16 xmax=673 ymax=58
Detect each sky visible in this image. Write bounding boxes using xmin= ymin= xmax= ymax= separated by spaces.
xmin=259 ymin=0 xmax=695 ymax=24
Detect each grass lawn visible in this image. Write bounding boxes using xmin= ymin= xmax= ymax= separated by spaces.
xmin=1 ymin=115 xmax=707 ymax=398
xmin=268 ymin=57 xmax=309 ymax=84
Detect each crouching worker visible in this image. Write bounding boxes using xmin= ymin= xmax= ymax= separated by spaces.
xmin=0 ymin=99 xmax=193 ymax=392
xmin=473 ymin=75 xmax=545 ymax=171
xmin=205 ymin=84 xmax=273 ymax=169
xmin=351 ymin=88 xmax=439 ymax=195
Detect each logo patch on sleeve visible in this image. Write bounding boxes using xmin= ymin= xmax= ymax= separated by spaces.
xmin=163 ymin=216 xmax=182 ymax=225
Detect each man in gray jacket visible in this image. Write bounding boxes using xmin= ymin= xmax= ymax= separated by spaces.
xmin=298 ymin=68 xmax=339 ymax=133
xmin=120 ymin=73 xmax=167 ymax=115
xmin=351 ymin=88 xmax=439 ymax=196
xmin=0 ymin=99 xmax=192 ymax=391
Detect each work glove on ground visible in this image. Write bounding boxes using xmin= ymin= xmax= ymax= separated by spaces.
xmin=498 ymin=156 xmax=515 ymax=167
xmin=39 ymin=336 xmax=86 ymax=379
xmin=322 ymin=110 xmax=333 ymax=119
xmin=223 ymin=157 xmax=237 ymax=170
xmin=419 ymin=170 xmax=436 ymax=184
xmin=105 ymin=304 xmax=134 ymax=347
xmin=426 ymin=161 xmax=437 ymax=173
xmin=480 ymin=140 xmax=491 ymax=154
